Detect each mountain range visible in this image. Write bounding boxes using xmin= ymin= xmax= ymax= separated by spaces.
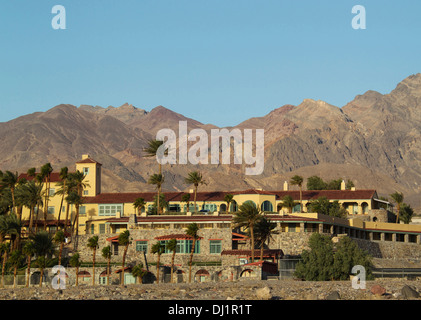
xmin=1 ymin=74 xmax=421 ymax=211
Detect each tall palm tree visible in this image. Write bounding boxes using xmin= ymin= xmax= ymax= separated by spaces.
xmin=69 ymin=252 xmax=82 ymax=286
xmin=148 ymin=174 xmax=164 ymax=215
xmin=166 ymin=238 xmax=177 ymax=283
xmin=390 ymin=191 xmax=404 ymax=223
xmin=224 ymin=194 xmax=234 ymax=213
xmin=254 ymin=216 xmax=279 ymax=261
xmin=30 ymin=231 xmax=55 ymax=287
xmin=232 ymin=201 xmax=262 ymax=263
xmin=143 ymin=139 xmax=165 ymax=175
xmin=40 ymin=163 xmax=53 ymax=231
xmin=55 ymin=167 xmax=69 ymax=229
xmin=133 ymin=197 xmax=146 ymax=215
xmin=118 ymin=230 xmax=130 ymax=286
xmin=131 ymin=263 xmax=148 ymax=284
xmin=185 ymin=171 xmax=207 ymax=213
xmin=185 ymin=223 xmax=200 ymax=283
xmin=68 ymin=170 xmax=90 ymax=239
xmin=87 ymin=235 xmax=99 ymax=286
xmin=101 ymin=245 xmax=112 ymax=285
xmin=1 ymin=171 xmax=19 ymax=215
xmin=290 ymin=175 xmax=304 ymax=213
xmin=151 ymin=241 xmax=165 ymax=284
xmin=9 ymin=249 xmax=23 ymax=288
xmin=22 ymin=240 xmax=36 ymax=287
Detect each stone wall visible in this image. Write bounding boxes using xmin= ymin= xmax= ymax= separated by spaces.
xmin=74 ymin=228 xmax=232 ymax=267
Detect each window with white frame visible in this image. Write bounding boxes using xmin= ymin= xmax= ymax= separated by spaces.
xmin=99 ymin=204 xmax=123 ymax=216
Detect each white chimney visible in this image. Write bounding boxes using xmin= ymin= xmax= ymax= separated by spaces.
xmin=283 ymin=181 xmax=289 ymax=191
xmin=341 ymin=180 xmax=346 ymax=190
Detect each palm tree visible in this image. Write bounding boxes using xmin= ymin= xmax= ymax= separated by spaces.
xmin=131 ymin=263 xmax=148 ymax=284
xmin=390 ymin=192 xmax=404 ymax=223
xmin=22 ymin=240 xmax=36 ymax=287
xmin=185 ymin=223 xmax=200 ymax=283
xmin=9 ymin=249 xmax=23 ymax=288
xmin=53 ymin=230 xmax=66 ymax=286
xmin=224 ymin=194 xmax=234 ymax=213
xmin=181 ymin=193 xmax=191 ymax=213
xmin=87 ymin=235 xmax=99 ymax=285
xmin=232 ymin=201 xmax=262 ymax=263
xmin=151 ymin=241 xmax=165 ymax=284
xmin=148 ymin=174 xmax=164 ymax=215
xmin=290 ymin=175 xmax=304 ymax=212
xmin=166 ymin=238 xmax=177 ymax=283
xmin=1 ymin=171 xmax=19 ymax=215
xmin=118 ymin=230 xmax=130 ymax=286
xmin=254 ymin=216 xmax=279 ymax=261
xmin=68 ymin=170 xmax=90 ymax=239
xmin=55 ymin=167 xmax=69 ymax=229
xmin=0 ymin=242 xmax=9 ymax=287
xmin=0 ymin=213 xmax=22 ymax=250
xmin=133 ymin=197 xmax=146 ymax=215
xmin=69 ymin=252 xmax=82 ymax=286
xmin=16 ymin=180 xmax=43 ymax=234
xmin=143 ymin=139 xmax=165 ymax=175
xmin=101 ymin=245 xmax=112 ymax=285
xmin=40 ymin=163 xmax=53 ymax=231
xmin=30 ymin=231 xmax=55 ymax=287
xmin=184 ymin=171 xmax=207 ymax=213
xmin=281 ymin=195 xmax=297 ymax=214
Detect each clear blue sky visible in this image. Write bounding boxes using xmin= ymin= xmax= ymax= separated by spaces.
xmin=0 ymin=0 xmax=420 ymax=127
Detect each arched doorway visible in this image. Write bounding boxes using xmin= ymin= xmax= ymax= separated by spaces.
xmin=195 ymin=269 xmax=210 ymax=282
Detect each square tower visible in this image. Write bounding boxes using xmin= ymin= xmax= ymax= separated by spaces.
xmin=75 ymin=154 xmax=102 ymax=196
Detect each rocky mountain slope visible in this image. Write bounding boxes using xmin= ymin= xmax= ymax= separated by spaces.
xmin=1 ymin=74 xmax=421 ymax=209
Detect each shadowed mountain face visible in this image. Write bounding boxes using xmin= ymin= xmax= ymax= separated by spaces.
xmin=1 ymin=74 xmax=421 ymax=209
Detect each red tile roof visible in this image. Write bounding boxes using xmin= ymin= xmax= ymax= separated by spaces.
xmin=83 ymin=189 xmax=376 ymax=204
xmin=18 ymin=172 xmax=64 ymax=183
xmin=76 ymin=158 xmax=102 ymax=165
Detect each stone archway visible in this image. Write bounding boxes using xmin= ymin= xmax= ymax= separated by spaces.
xmin=240 ymin=269 xmax=255 ymax=278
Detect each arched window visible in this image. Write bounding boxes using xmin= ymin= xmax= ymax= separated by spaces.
xmin=261 ymin=200 xmax=273 ymax=212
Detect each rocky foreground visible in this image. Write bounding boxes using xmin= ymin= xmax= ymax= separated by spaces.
xmin=0 ymin=279 xmax=420 ymax=300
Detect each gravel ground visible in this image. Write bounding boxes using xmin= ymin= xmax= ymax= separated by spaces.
xmin=0 ymin=278 xmax=420 ymax=300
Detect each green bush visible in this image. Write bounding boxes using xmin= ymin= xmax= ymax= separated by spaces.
xmin=294 ymin=233 xmax=373 ymax=281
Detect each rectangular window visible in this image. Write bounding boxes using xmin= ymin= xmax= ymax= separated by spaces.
xmin=136 ymin=241 xmax=148 ymax=252
xmin=91 ymin=224 xmax=95 ymax=234
xmin=160 ymin=240 xmax=200 ymax=254
xmin=79 ymin=206 xmax=86 ymax=215
xmin=99 ymin=204 xmax=123 ymax=216
xmin=83 ymin=167 xmax=89 ymax=175
xmin=49 ymin=188 xmax=55 ymax=196
xmin=48 ymin=206 xmax=55 ymax=214
xmin=288 ymin=224 xmax=296 ymax=233
xmin=99 ymin=224 xmax=106 ymax=234
xmin=209 ymin=240 xmax=222 ymax=254
xmin=83 ymin=190 xmax=89 ymax=196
